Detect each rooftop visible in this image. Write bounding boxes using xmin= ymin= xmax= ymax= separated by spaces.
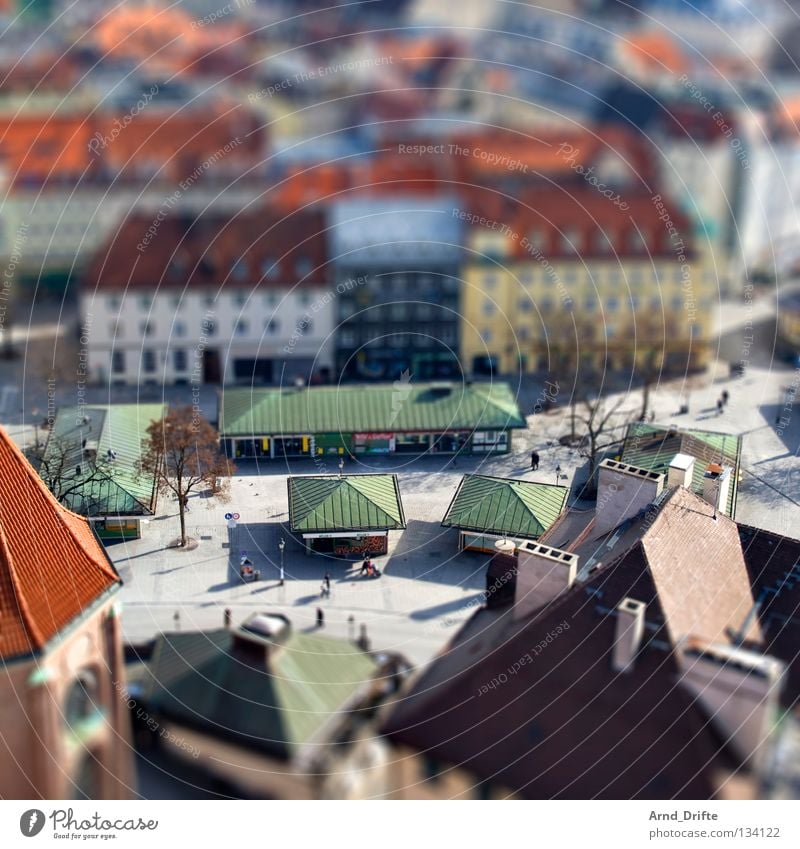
xmin=288 ymin=474 xmax=406 ymax=534
xmin=83 ymin=208 xmax=327 ymax=292
xmin=620 ymin=423 xmax=742 ymax=517
xmin=136 ymin=620 xmax=379 ymax=761
xmin=0 ymin=428 xmax=120 ymax=662
xmin=218 ymin=382 xmax=527 ymax=436
xmin=381 ymin=487 xmax=784 ymax=799
xmin=441 ymin=474 xmax=568 ymax=540
xmin=42 ymin=404 xmax=166 ymax=518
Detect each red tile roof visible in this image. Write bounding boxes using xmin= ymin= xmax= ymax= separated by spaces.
xmin=83 ymin=208 xmax=328 ymax=292
xmin=0 ymin=429 xmax=120 ymax=661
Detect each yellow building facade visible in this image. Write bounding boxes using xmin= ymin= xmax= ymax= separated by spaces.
xmin=460 ymin=207 xmax=716 ymax=378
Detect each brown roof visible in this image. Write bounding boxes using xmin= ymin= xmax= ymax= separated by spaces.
xmin=0 ymin=429 xmax=120 ymax=661
xmin=381 ymin=488 xmax=763 ymax=799
xmin=739 ymin=524 xmax=800 ymax=709
xmin=83 ymin=208 xmax=329 ymax=292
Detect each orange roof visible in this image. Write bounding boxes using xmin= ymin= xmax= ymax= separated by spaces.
xmin=0 ymin=428 xmax=120 ymax=661
xmin=624 ymin=31 xmax=688 ymax=75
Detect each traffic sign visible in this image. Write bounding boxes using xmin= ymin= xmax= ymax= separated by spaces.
xmin=233 ymin=512 xmax=240 ymax=520
xmin=224 ymin=513 xmax=232 ymax=521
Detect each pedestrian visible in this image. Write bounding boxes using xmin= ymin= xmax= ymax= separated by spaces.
xmin=717 ymin=398 xmax=724 ymax=415
xmin=324 ymin=571 xmax=331 ymax=593
xmin=360 ymin=558 xmax=370 ymax=576
xmin=316 ymin=607 xmax=325 ymax=628
xmin=721 ymin=390 xmax=729 ymax=405
xmin=531 ymin=450 xmax=540 ymax=471
xmin=182 ymin=494 xmax=190 ymax=512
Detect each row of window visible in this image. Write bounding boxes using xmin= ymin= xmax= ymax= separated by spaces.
xmin=111 ymin=316 xmax=312 ymax=339
xmin=479 ymin=267 xmax=701 ymax=287
xmin=113 ymin=349 xmax=188 ymax=374
xmin=482 ymin=294 xmax=702 ymax=316
xmin=338 ymin=302 xmax=452 ymax=321
xmin=338 ymin=329 xmax=458 ymax=347
xmin=106 ymin=290 xmax=316 ymax=311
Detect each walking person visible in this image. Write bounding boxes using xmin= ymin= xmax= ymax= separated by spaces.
xmin=530 ymin=450 xmax=540 ymax=471
xmin=717 ymin=398 xmax=724 ymax=415
xmin=316 ymin=607 xmax=325 ymax=628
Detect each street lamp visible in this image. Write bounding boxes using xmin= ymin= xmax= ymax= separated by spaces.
xmin=555 ymin=463 xmax=562 ymax=484
xmin=278 ymin=537 xmax=285 ymax=585
xmin=31 ymin=407 xmax=40 ymax=450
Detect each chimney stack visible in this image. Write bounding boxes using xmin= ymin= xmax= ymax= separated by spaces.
xmin=612 ymin=598 xmax=646 ymax=673
xmin=677 ymin=639 xmax=784 ymax=765
xmin=514 ymin=541 xmax=578 ymax=619
xmin=668 ymin=453 xmax=695 ymax=489
xmin=702 ymin=464 xmax=732 ymax=516
xmin=595 ymin=460 xmax=665 ymax=536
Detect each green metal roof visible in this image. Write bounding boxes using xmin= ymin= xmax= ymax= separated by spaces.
xmin=441 ymin=474 xmax=568 ymax=539
xmin=44 ymin=404 xmax=166 ymax=518
xmin=620 ymin=423 xmax=742 ymax=517
xmin=140 ymin=627 xmax=379 ymax=760
xmin=288 ymin=474 xmax=406 ymax=533
xmin=219 ymin=382 xmax=526 ymax=436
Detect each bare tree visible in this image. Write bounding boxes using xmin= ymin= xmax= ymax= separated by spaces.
xmin=574 ymin=394 xmax=633 ymax=495
xmin=140 ymin=406 xmax=236 ymax=547
xmin=32 ymin=434 xmax=115 ymax=514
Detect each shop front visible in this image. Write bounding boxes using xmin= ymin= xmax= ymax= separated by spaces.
xmin=354 ymin=433 xmax=395 ymax=454
xmin=302 ymin=531 xmax=389 ymax=556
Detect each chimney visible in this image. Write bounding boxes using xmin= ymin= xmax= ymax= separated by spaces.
xmin=702 ymin=463 xmax=732 ymax=516
xmin=514 ymin=541 xmax=578 ymax=619
xmin=487 ymin=540 xmax=517 ymax=609
xmin=612 ymin=598 xmax=646 ymax=673
xmin=595 ymin=460 xmax=665 ymax=536
xmin=668 ymin=453 xmax=695 ymax=489
xmin=677 ymin=639 xmax=784 ymax=765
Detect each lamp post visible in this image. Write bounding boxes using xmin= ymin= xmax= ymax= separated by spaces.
xmin=555 ymin=463 xmax=562 ymax=485
xmin=31 ymin=407 xmax=40 ymax=450
xmin=278 ymin=537 xmax=285 ymax=585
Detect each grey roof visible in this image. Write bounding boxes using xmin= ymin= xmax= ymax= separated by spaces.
xmin=329 ymin=197 xmax=463 ymax=266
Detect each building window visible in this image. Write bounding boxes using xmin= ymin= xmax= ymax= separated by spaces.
xmin=606 ymin=297 xmax=619 ymax=312
xmin=518 ymin=297 xmax=533 ymax=312
xmin=263 ymin=259 xmax=280 ymax=279
xmin=298 ymin=291 xmax=311 ymax=306
xmin=265 ymin=319 xmax=279 ymax=334
xmin=202 ymin=318 xmax=217 ymax=336
xmin=482 ymin=300 xmax=496 ymax=317
xmin=232 ymin=260 xmax=247 ymax=282
xmin=297 ymin=318 xmax=312 ymax=335
xmin=108 ymin=295 xmax=121 ymax=311
xmin=340 ymin=330 xmax=356 ymax=346
xmin=140 ymin=321 xmax=153 ymax=337
xmin=481 ymin=329 xmax=493 ymax=342
xmin=204 ymin=294 xmax=216 ymax=307
xmin=295 ymin=257 xmax=312 ymax=276
xmin=416 ymin=303 xmax=433 ymax=320
xmin=264 ymin=291 xmax=279 ymax=307
xmin=233 ymin=291 xmax=247 ymax=307
xmin=174 ymin=321 xmax=186 ymax=337
xmin=560 ymin=228 xmax=579 ymax=253
xmin=483 ymin=274 xmax=497 ymax=289
xmin=64 ymin=670 xmax=99 ymax=727
xmin=111 ymin=351 xmax=125 ymax=373
xmin=139 ymin=295 xmax=152 ymax=310
xmin=235 ymin=319 xmax=249 ymax=336
xmin=110 ymin=322 xmax=123 ymax=339
xmin=142 ymin=350 xmax=156 ymax=373
xmin=389 ymin=302 xmax=407 ymax=320
xmin=173 ymin=349 xmax=187 ymax=371
xmin=170 ymin=294 xmax=182 ymax=309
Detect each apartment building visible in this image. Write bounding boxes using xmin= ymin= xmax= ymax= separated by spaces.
xmin=81 ymin=208 xmax=335 ymax=386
